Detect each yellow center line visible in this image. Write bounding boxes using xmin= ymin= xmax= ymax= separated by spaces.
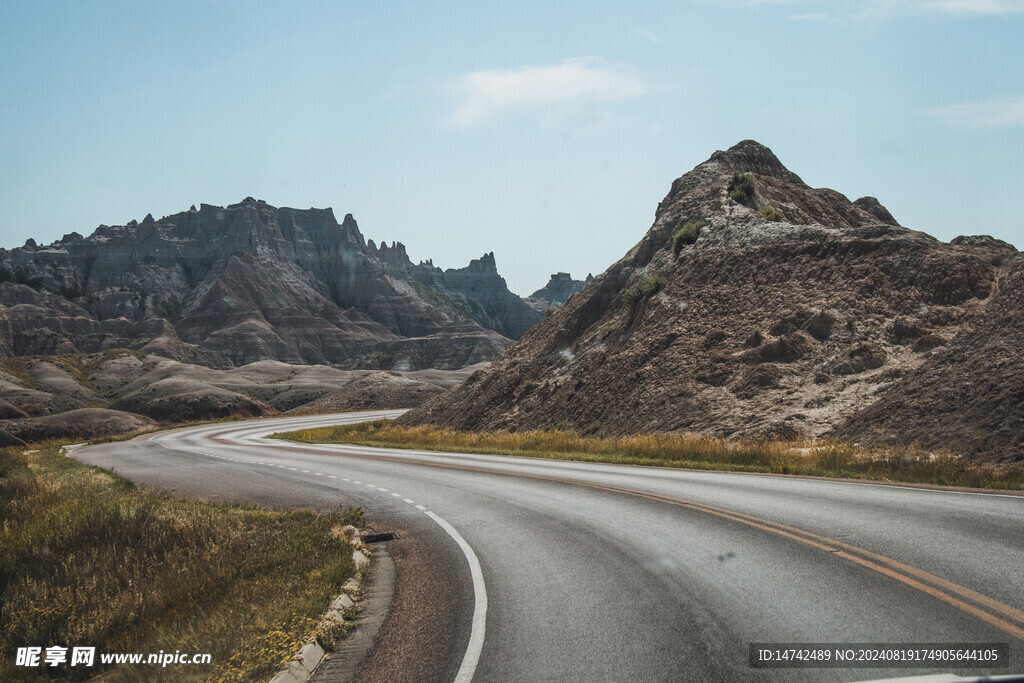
xmin=237 ymin=439 xmax=1024 ymax=642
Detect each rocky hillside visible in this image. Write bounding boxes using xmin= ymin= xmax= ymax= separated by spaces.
xmin=402 ymin=141 xmax=1023 ymax=462
xmin=0 ymin=198 xmax=543 ymax=370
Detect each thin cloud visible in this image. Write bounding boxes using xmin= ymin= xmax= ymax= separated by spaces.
xmin=929 ymin=95 xmax=1024 ymax=128
xmin=448 ymin=57 xmax=657 ymax=127
xmin=702 ymin=0 xmax=1024 ymax=18
xmin=914 ymin=0 xmax=1024 ymax=15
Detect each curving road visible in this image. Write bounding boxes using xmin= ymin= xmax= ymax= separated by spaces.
xmin=73 ymin=413 xmax=1024 ymax=682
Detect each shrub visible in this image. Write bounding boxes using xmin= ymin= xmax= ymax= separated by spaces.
xmin=672 ymin=221 xmax=704 ymax=255
xmin=758 ymin=206 xmax=785 ymax=221
xmin=728 ymin=171 xmax=754 ymax=203
xmin=545 ymin=305 xmax=557 ymax=317
xmin=623 ymin=273 xmax=667 ymax=303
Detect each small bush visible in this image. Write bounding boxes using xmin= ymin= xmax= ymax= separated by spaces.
xmin=758 ymin=206 xmax=785 ymax=221
xmin=672 ymin=221 xmax=704 ymax=255
xmin=728 ymin=171 xmax=754 ymax=203
xmin=623 ymin=273 xmax=667 ymax=303
xmin=545 ymin=306 xmax=557 ymax=317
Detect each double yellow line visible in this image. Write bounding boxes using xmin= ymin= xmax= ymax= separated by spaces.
xmin=280 ymin=441 xmax=1024 ymax=643
xmin=589 ymin=481 xmax=1024 ymax=643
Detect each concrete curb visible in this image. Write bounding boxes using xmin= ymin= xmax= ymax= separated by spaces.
xmin=268 ymin=525 xmax=370 ymax=683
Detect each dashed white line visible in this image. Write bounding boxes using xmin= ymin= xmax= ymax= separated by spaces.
xmin=151 ymin=421 xmax=488 ymax=683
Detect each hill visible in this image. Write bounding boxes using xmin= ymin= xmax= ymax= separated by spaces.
xmin=401 ymin=141 xmax=1022 ymax=461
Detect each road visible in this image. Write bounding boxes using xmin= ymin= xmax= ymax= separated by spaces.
xmin=74 ymin=413 xmax=1024 ymax=682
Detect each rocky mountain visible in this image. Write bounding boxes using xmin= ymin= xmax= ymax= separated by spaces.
xmin=402 ymin=141 xmax=1023 ymax=462
xmin=0 ymin=198 xmax=545 ymax=369
xmin=527 ymin=272 xmax=593 ymax=311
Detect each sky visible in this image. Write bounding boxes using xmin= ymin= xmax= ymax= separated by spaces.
xmin=1 ymin=1 xmax=1022 ymax=296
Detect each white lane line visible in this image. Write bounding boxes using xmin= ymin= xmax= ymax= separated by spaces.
xmin=327 ymin=475 xmax=336 ymax=479
xmin=301 ymin=469 xmax=310 ymax=473
xmin=403 ymin=498 xmax=414 ymax=504
xmin=314 ymin=473 xmax=324 ymax=476
xmin=378 ymin=488 xmax=388 ymax=492
xmin=390 ymin=492 xmax=401 ymax=498
xmin=424 ymin=510 xmax=487 ymax=683
xmin=152 ymin=418 xmax=487 ymax=682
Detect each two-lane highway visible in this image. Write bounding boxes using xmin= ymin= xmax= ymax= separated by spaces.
xmin=74 ymin=413 xmax=1024 ymax=682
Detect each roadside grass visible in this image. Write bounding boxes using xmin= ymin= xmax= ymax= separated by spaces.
xmin=0 ymin=445 xmax=360 ymax=682
xmin=277 ymin=420 xmax=1024 ymax=491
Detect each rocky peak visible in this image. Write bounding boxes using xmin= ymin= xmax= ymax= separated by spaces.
xmin=528 ymin=272 xmax=591 ymax=307
xmin=950 ymin=234 xmax=1018 ymax=253
xmin=656 ymin=140 xmax=903 ymax=250
xmin=707 ymin=140 xmax=807 ymax=187
xmin=853 ymin=197 xmax=900 ymax=226
xmin=376 ymin=241 xmax=411 ymax=270
xmin=462 ymin=252 xmax=497 ymax=274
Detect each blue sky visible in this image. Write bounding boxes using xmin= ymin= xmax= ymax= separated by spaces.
xmin=1 ymin=1 xmax=1022 ymax=295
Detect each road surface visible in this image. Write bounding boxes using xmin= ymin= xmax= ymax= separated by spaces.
xmin=74 ymin=413 xmax=1024 ymax=682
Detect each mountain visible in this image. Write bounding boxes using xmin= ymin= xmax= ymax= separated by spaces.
xmin=0 ymin=198 xmax=544 ymax=369
xmin=527 ymin=272 xmax=593 ymax=311
xmin=401 ymin=141 xmax=1023 ymax=461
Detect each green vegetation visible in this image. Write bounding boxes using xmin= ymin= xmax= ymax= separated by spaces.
xmin=0 ymin=446 xmax=361 ymax=682
xmin=758 ymin=206 xmax=785 ymax=221
xmin=278 ymin=420 xmax=1024 ymax=492
xmin=623 ymin=273 xmax=667 ymax=303
xmin=728 ymin=171 xmax=755 ymax=203
xmin=545 ymin=305 xmax=558 ymax=317
xmin=672 ymin=221 xmax=704 ymax=255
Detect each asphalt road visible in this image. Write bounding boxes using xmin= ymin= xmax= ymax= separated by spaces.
xmin=73 ymin=413 xmax=1024 ymax=682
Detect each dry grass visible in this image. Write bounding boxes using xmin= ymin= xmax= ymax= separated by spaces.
xmin=279 ymin=420 xmax=1024 ymax=491
xmin=0 ymin=446 xmax=360 ymax=682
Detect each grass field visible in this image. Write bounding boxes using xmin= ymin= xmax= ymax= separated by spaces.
xmin=279 ymin=419 xmax=1024 ymax=491
xmin=0 ymin=445 xmax=362 ymax=682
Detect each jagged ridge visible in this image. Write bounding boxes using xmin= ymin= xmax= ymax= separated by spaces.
xmin=0 ymin=198 xmax=544 ymax=369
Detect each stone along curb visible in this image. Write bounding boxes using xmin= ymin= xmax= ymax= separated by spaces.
xmin=268 ymin=526 xmax=371 ymax=683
